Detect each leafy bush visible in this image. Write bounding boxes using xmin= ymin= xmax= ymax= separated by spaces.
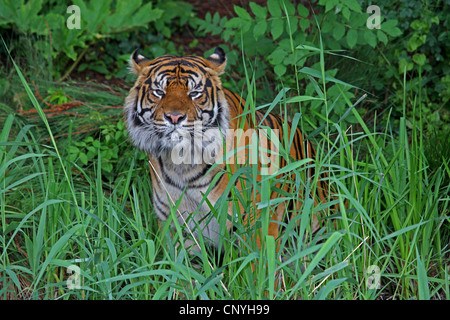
xmin=2 ymin=28 xmax=449 ymax=299
xmin=192 ymin=0 xmax=403 ymax=130
xmin=1 ymin=0 xmax=449 ymax=301
xmin=68 ymin=120 xmax=126 ymax=174
xmin=0 ymin=0 xmax=193 ymax=80
xmin=380 ymin=0 xmax=449 ymax=129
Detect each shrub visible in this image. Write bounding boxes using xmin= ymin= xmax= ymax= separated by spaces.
xmin=0 ymin=0 xmax=193 ymax=81
xmin=192 ymin=0 xmax=403 ymax=130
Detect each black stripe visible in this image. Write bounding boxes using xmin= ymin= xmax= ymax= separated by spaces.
xmin=145 ymin=57 xmax=177 ymax=75
xmin=151 ymin=64 xmax=177 ymax=76
xmin=138 ymin=86 xmax=146 ymax=109
xmin=227 ymin=175 xmax=243 ymax=199
xmin=189 ymin=177 xmax=214 ymax=189
xmin=202 ymin=108 xmax=215 ymax=122
xmin=262 ymin=112 xmax=274 ymax=129
xmin=154 ymin=56 xmax=178 ymax=63
xmin=184 ymin=55 xmax=207 ymax=65
xmin=292 ymin=127 xmax=302 ymax=160
xmin=255 ymin=110 xmax=263 ymax=125
xmin=153 ymin=194 xmax=169 ymax=218
xmin=189 ymin=163 xmax=226 ymax=189
xmin=205 ymin=77 xmax=213 ymax=88
xmin=154 ymin=190 xmax=170 ymax=209
xmin=182 ymin=58 xmax=208 ymax=73
xmin=229 ymin=90 xmax=241 ymax=101
xmin=132 ymin=111 xmax=143 ymax=127
xmin=158 ymin=158 xmax=184 ymax=190
xmin=216 ymin=102 xmax=228 ymax=128
xmin=131 ymin=97 xmax=143 ymax=126
xmin=273 ymin=114 xmax=290 ymax=168
xmin=188 ymin=164 xmax=212 ymax=184
xmin=224 ymin=91 xmax=238 ymax=109
xmin=179 ymin=67 xmax=199 ymax=77
xmin=210 ymin=169 xmax=225 ymax=190
xmin=307 ymin=141 xmax=316 ymax=180
xmin=273 ymin=113 xmax=284 ymax=129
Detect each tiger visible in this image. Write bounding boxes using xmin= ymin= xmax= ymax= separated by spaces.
xmin=124 ymin=47 xmax=333 ymax=252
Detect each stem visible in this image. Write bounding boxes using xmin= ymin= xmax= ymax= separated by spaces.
xmin=57 ymin=46 xmax=89 ymax=82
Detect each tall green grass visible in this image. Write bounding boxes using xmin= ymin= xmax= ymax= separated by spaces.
xmin=1 ymin=35 xmax=449 ymax=300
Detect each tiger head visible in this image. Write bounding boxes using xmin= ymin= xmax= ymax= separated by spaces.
xmin=124 ymin=47 xmax=230 ymax=162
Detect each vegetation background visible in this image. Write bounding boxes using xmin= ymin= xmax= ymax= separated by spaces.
xmin=0 ymin=0 xmax=449 ymax=300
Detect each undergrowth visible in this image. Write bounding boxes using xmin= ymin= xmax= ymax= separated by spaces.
xmin=1 ymin=25 xmax=449 ymax=300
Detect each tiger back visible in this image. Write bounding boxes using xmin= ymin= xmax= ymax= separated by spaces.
xmin=124 ymin=47 xmax=331 ymax=251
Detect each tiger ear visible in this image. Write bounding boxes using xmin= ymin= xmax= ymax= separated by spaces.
xmin=206 ymin=47 xmax=227 ymax=75
xmin=130 ymin=49 xmax=151 ymax=75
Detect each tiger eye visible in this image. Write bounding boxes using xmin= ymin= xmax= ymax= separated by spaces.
xmin=153 ymin=89 xmax=165 ymax=97
xmin=189 ymin=91 xmax=203 ymax=99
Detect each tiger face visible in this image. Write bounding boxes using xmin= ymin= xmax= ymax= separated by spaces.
xmin=124 ymin=47 xmax=335 ymax=251
xmin=124 ymin=47 xmax=230 ymax=163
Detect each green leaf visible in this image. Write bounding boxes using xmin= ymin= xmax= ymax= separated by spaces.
xmin=296 ymin=44 xmax=321 ymax=52
xmin=349 ymin=11 xmax=368 ymax=27
xmin=102 ymin=0 xmax=139 ymax=32
xmin=378 ymin=219 xmax=431 ymax=242
xmin=225 ymin=17 xmax=243 ymax=28
xmin=268 ymin=158 xmax=314 ymax=178
xmin=430 ymin=16 xmax=439 ymax=24
xmin=0 ymin=1 xmax=14 ymax=26
xmin=274 ymin=64 xmax=286 ymax=77
xmin=410 ymin=19 xmax=429 ymax=31
xmin=266 ymin=235 xmax=276 ymax=299
xmin=287 ymin=232 xmax=343 ymax=298
xmin=79 ymin=152 xmax=88 ymax=165
xmin=381 ymin=19 xmax=402 ymax=37
xmin=343 ymin=0 xmax=362 ymax=13
xmin=282 ymin=0 xmax=296 ymax=15
xmin=413 ymin=53 xmax=426 ymax=66
xmin=267 ymin=0 xmax=281 ymax=17
xmin=299 ymin=18 xmax=310 ymax=30
xmin=268 ymin=47 xmax=287 ymax=65
xmin=332 ymin=24 xmax=345 ymax=40
xmin=297 ymin=4 xmax=309 ymax=17
xmin=234 ymin=5 xmax=251 ymax=20
xmin=285 ymin=96 xmax=324 ymax=104
xmin=314 ymin=277 xmax=348 ymax=300
xmin=364 ymin=30 xmax=377 ymax=48
xmin=93 ymin=140 xmax=100 ymax=148
xmin=398 ymin=58 xmax=414 ymax=74
xmin=346 ymin=29 xmax=358 ymax=48
xmin=7 ymin=0 xmax=45 ymax=34
xmin=229 ymin=252 xmax=260 ymax=284
xmin=74 ymin=0 xmax=112 ymax=34
xmin=35 ymin=224 xmax=83 ymax=286
xmin=271 ymin=18 xmax=284 ymax=40
xmin=377 ymin=29 xmax=388 ymax=45
xmin=416 ymin=248 xmax=430 ymax=300
xmin=299 ymin=67 xmax=359 ymax=89
xmin=342 ymin=7 xmax=351 ymax=20
xmin=407 ymin=33 xmax=427 ymax=52
xmin=250 ymin=2 xmax=267 ymax=19
xmin=325 ymin=0 xmax=338 ymax=13
xmin=253 ymin=20 xmax=267 ymax=40
xmin=131 ymin=3 xmax=163 ymax=29
xmin=286 ymin=16 xmax=298 ymax=34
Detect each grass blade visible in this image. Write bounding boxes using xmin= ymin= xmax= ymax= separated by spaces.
xmin=416 ymin=247 xmax=430 ymax=300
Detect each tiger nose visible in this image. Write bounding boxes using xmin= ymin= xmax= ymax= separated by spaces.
xmin=164 ymin=112 xmax=186 ymax=124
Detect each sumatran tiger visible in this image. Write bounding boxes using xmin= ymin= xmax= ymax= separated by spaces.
xmin=124 ymin=47 xmax=333 ymax=253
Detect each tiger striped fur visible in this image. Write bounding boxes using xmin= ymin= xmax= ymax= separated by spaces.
xmin=124 ymin=47 xmax=331 ymax=250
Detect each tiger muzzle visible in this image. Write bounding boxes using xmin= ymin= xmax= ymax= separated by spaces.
xmin=164 ymin=112 xmax=187 ymax=125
